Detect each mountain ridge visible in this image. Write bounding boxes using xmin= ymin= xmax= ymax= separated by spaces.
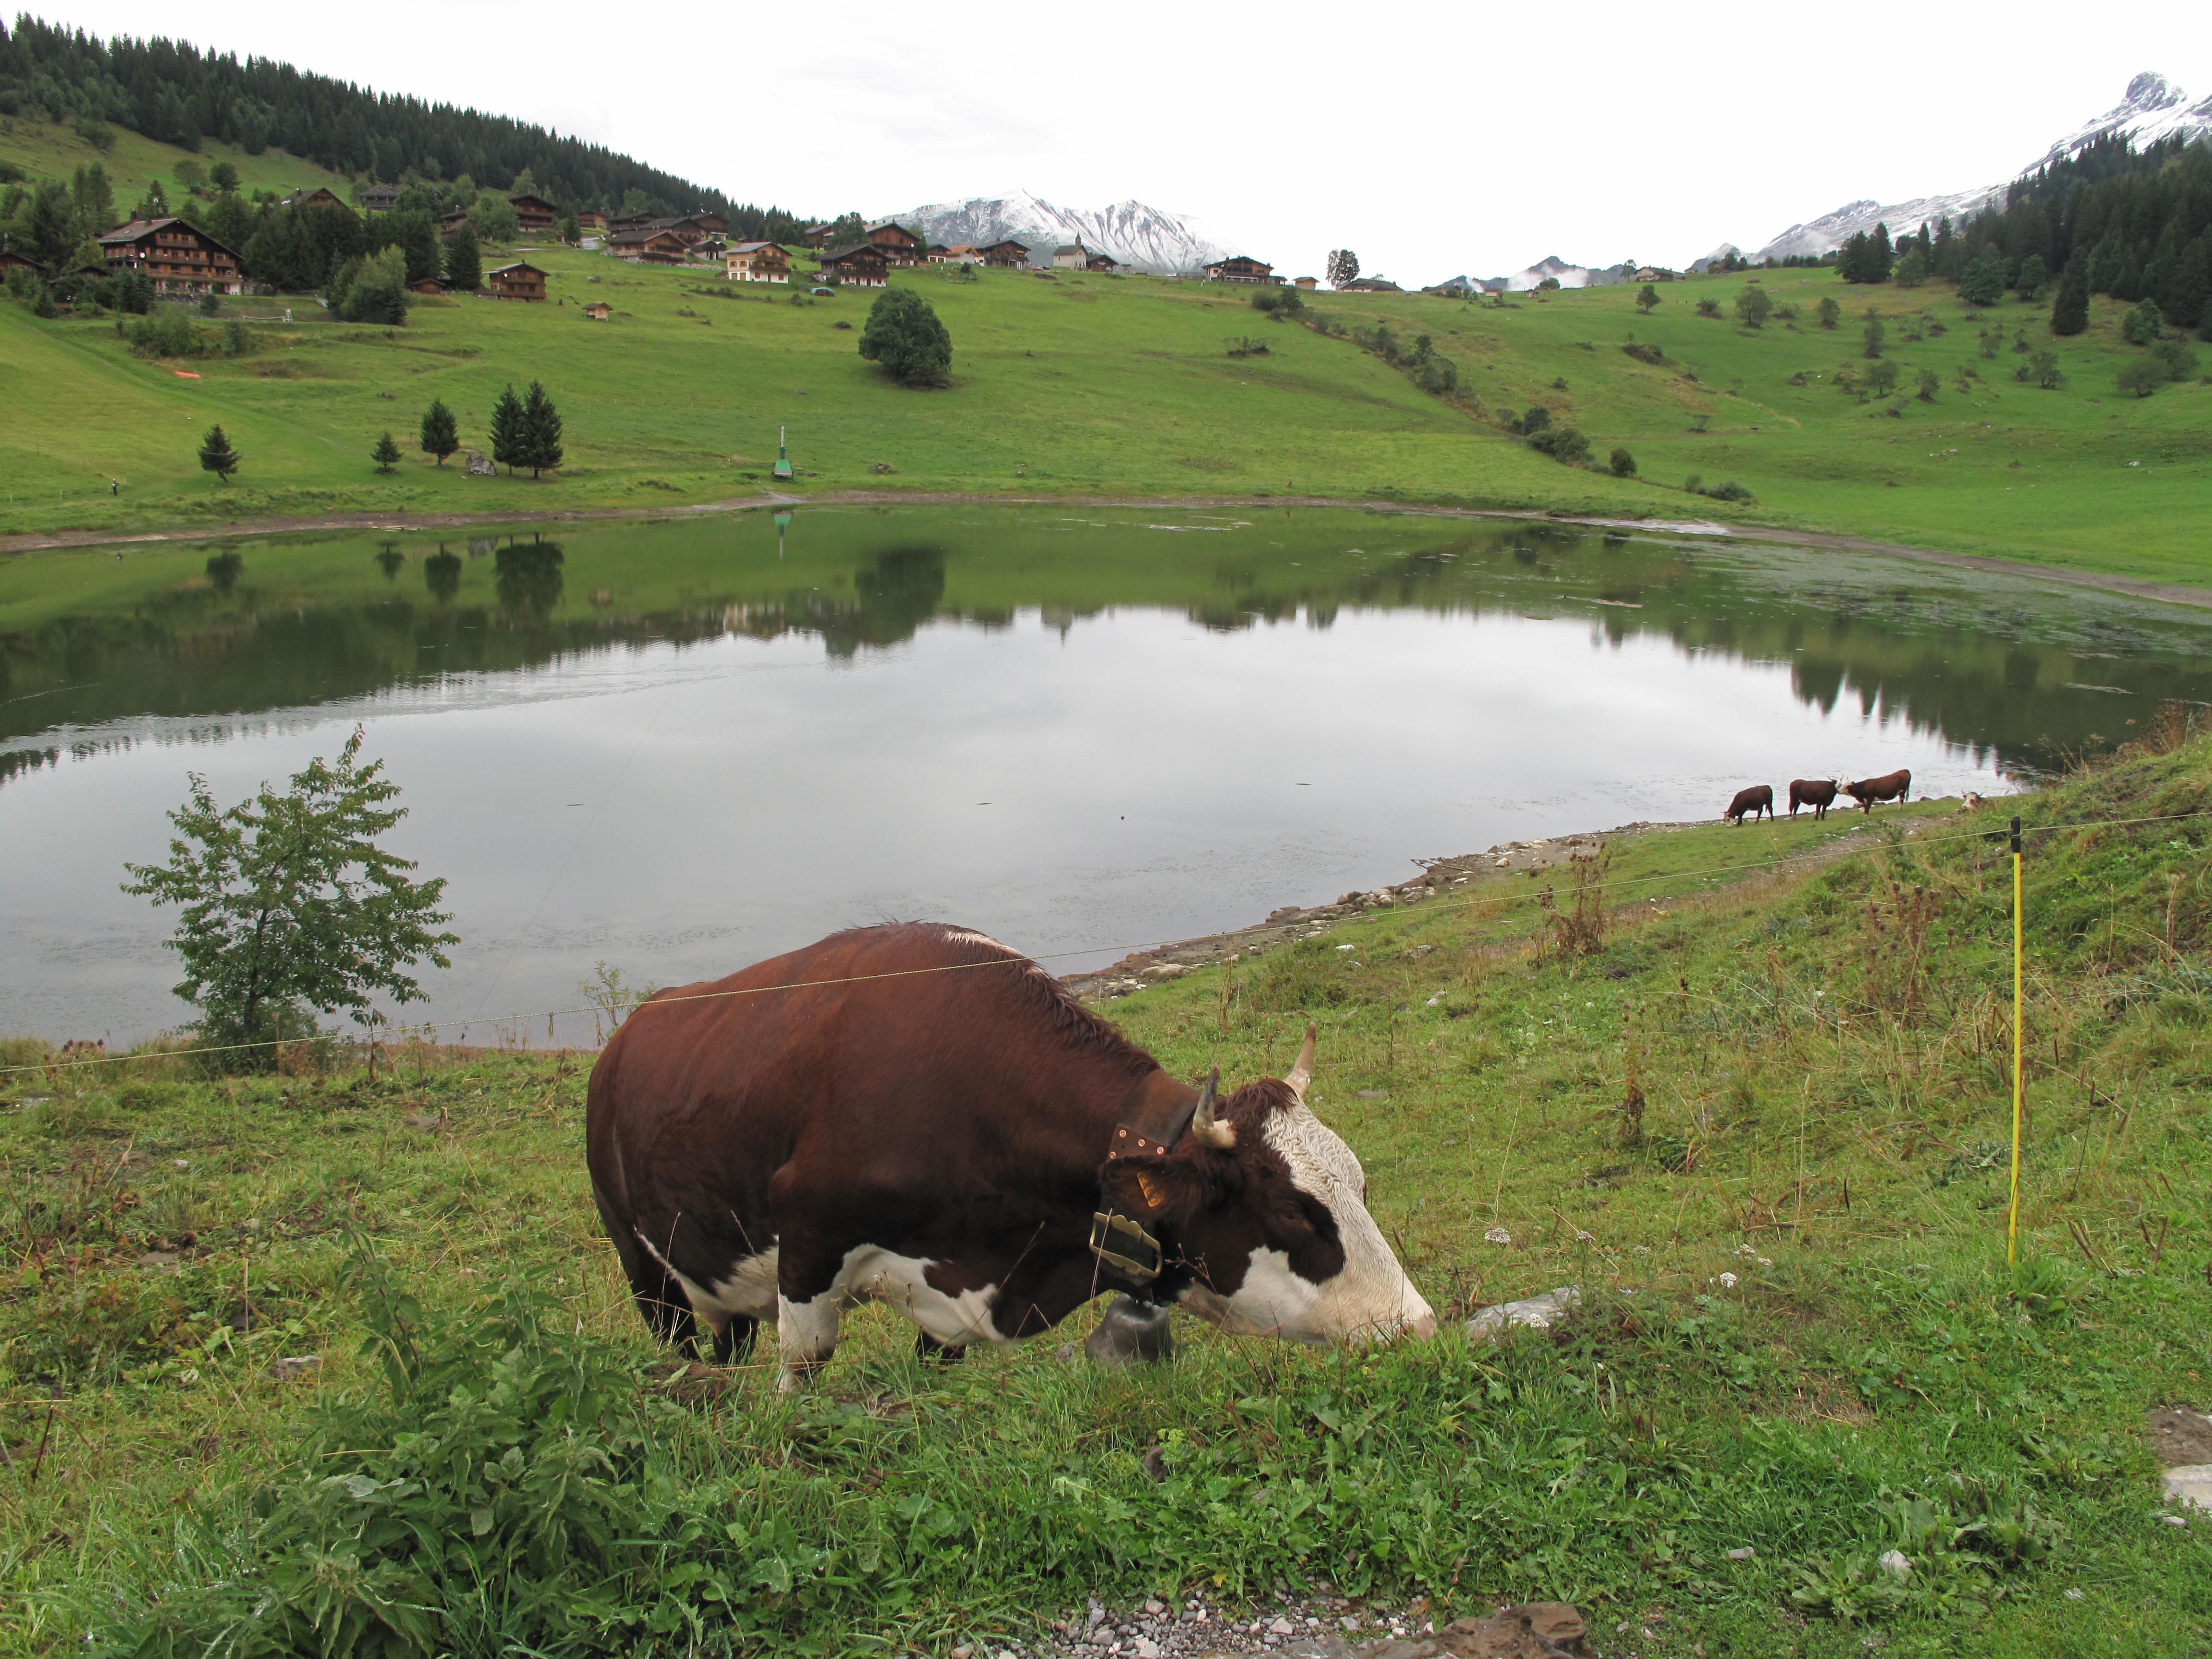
xmin=888 ymin=188 xmax=1244 ymax=274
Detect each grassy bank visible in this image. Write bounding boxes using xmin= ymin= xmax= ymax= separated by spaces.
xmin=4 ymin=732 xmax=2208 ymax=1655
xmin=1 ymin=211 xmax=2206 ymax=583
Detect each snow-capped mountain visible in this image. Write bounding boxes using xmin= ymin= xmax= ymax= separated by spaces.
xmin=1431 ymin=255 xmax=1634 ymax=294
xmin=1749 ymin=72 xmax=2212 ymax=263
xmin=887 ymin=188 xmax=1242 ymax=274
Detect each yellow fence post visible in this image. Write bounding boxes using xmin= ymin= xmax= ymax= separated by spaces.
xmin=2008 ymin=814 xmax=2025 ymax=1265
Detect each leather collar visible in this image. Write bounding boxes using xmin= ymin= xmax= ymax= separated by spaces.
xmin=1086 ymin=1083 xmax=1199 ymax=1294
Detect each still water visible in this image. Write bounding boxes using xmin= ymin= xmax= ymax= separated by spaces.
xmin=6 ymin=505 xmax=2209 ymax=1046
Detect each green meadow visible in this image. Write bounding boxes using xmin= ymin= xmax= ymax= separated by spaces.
xmin=0 ymin=179 xmax=2204 ymax=585
xmin=3 ymin=735 xmax=2207 ymax=1656
xmin=0 ymin=114 xmax=351 ymax=220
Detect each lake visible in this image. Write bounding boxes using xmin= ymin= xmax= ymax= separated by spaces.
xmin=6 ymin=504 xmax=2209 ymax=1047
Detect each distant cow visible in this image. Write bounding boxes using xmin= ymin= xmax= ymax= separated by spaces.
xmin=1843 ymin=768 xmax=1912 ymax=813
xmin=586 ymin=923 xmax=1437 ymax=1390
xmin=1789 ymin=778 xmax=1840 ymax=819
xmin=1724 ymin=785 xmax=1774 ymax=825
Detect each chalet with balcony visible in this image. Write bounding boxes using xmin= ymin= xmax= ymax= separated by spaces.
xmin=609 ymin=227 xmax=690 ymax=263
xmin=726 ymin=240 xmax=791 ymax=283
xmin=977 ymin=238 xmax=1029 ymax=267
xmin=814 ymin=242 xmax=891 ymax=286
xmin=359 ymin=184 xmax=400 ymax=214
xmin=509 ymin=194 xmax=560 ymax=235
xmin=483 ymin=261 xmax=548 ymax=301
xmin=1085 ymin=249 xmax=1122 ymax=272
xmin=865 ymin=222 xmax=924 ymax=263
xmin=437 ymin=208 xmax=472 ymax=242
xmin=576 ymin=209 xmax=608 ymax=232
xmin=1202 ymin=254 xmax=1275 ymax=284
xmin=97 ymin=218 xmax=244 ymax=295
xmin=278 ymin=187 xmax=353 ymax=215
xmin=801 ymin=222 xmax=838 ymax=247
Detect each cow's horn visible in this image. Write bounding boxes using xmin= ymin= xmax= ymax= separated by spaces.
xmin=1191 ymin=1066 xmax=1234 ymax=1148
xmin=1285 ymin=1022 xmax=1316 ymax=1101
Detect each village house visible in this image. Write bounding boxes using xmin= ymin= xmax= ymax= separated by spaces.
xmin=725 ymin=240 xmax=791 ymax=283
xmin=1292 ymin=274 xmax=1319 ymax=290
xmin=406 ymin=276 xmax=446 ymax=296
xmin=1085 ymin=249 xmax=1122 ymax=272
xmin=576 ymin=209 xmax=608 ymax=232
xmin=813 ymin=242 xmax=891 ymax=286
xmin=865 ymin=222 xmax=924 ymax=263
xmin=923 ymin=243 xmax=954 ymax=262
xmin=358 ymin=184 xmax=400 ymax=214
xmin=277 ymin=186 xmax=352 ymax=215
xmin=938 ymin=244 xmax=976 ymax=264
xmin=508 ymin=194 xmax=559 ymax=235
xmin=0 ymin=249 xmax=39 ymax=276
xmin=437 ymin=207 xmax=472 ymax=242
xmin=801 ymin=222 xmax=838 ymax=248
xmin=1202 ymin=254 xmax=1276 ymax=284
xmin=976 ymin=238 xmax=1028 ymax=267
xmin=96 ymin=218 xmax=244 ymax=295
xmin=483 ymin=261 xmax=548 ymax=301
xmin=608 ymin=227 xmax=690 ymax=263
xmin=688 ymin=212 xmax=730 ymax=235
xmin=583 ymin=301 xmax=612 ymax=320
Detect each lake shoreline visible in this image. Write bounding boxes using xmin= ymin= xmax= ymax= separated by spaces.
xmin=5 ymin=490 xmax=2210 ymax=612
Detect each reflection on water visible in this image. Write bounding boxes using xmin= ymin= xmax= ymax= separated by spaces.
xmin=4 ymin=506 xmax=2209 ymax=1044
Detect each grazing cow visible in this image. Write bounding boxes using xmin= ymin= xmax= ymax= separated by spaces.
xmin=1724 ymin=784 xmax=1774 ymax=825
xmin=586 ymin=923 xmax=1436 ymax=1389
xmin=1788 ymin=778 xmax=1840 ymax=820
xmin=1843 ymin=768 xmax=1912 ymax=813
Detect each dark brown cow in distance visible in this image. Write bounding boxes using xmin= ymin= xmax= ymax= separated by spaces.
xmin=586 ymin=923 xmax=1435 ymax=1389
xmin=1843 ymin=768 xmax=1912 ymax=813
xmin=1724 ymin=784 xmax=1774 ymax=825
xmin=1789 ymin=778 xmax=1840 ymax=819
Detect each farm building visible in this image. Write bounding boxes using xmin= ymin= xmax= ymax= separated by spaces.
xmin=1293 ymin=275 xmax=1318 ymax=290
xmin=96 ymin=218 xmax=244 ymax=295
xmin=483 ymin=261 xmax=548 ymax=301
xmin=406 ymin=276 xmax=446 ymax=296
xmin=814 ymin=243 xmax=891 ymax=286
xmin=508 ymin=195 xmax=560 ymax=235
xmin=1202 ymin=255 xmax=1276 ymax=284
xmin=725 ymin=241 xmax=791 ymax=283
xmin=977 ymin=239 xmax=1029 ymax=267
xmin=583 ymin=301 xmax=612 ymax=320
xmin=1085 ymin=249 xmax=1122 ymax=272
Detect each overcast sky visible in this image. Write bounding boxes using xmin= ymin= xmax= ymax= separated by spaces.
xmin=58 ymin=1 xmax=2212 ymax=280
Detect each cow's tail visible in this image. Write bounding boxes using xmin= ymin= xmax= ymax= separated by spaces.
xmin=592 ymin=1181 xmax=702 ymax=1353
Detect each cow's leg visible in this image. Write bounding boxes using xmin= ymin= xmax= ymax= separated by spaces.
xmin=712 ymin=1314 xmax=758 ymax=1365
xmin=774 ymin=1288 xmax=841 ymax=1390
xmin=915 ymin=1329 xmax=967 ymax=1364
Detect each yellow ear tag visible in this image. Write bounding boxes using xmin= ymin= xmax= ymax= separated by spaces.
xmin=1135 ymin=1172 xmax=1164 ymax=1210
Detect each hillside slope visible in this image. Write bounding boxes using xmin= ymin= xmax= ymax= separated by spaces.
xmin=1 ymin=252 xmax=2206 ymax=584
xmin=0 ymin=114 xmax=353 ymax=212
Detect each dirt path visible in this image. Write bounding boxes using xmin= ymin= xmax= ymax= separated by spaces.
xmin=5 ymin=492 xmax=2209 ymax=611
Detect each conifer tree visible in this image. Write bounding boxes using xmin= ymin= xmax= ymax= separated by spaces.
xmin=2050 ymin=251 xmax=2090 ymax=336
xmin=372 ymin=431 xmax=402 ymax=473
xmin=419 ymin=397 xmax=459 ymax=466
xmin=519 ymin=381 xmax=564 ymax=476
xmin=488 ymin=385 xmax=524 ymax=473
xmin=198 ymin=423 xmax=239 ymax=482
xmin=1868 ymin=222 xmax=1893 ymax=283
xmin=444 ymin=224 xmax=482 ymax=292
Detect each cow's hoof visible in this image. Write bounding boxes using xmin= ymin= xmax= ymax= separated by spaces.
xmin=1084 ymin=1295 xmax=1174 ymax=1365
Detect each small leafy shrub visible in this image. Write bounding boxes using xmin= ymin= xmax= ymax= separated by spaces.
xmin=127 ymin=308 xmax=202 ymax=358
xmin=1608 ymin=446 xmax=1636 ymax=477
xmin=1696 ymin=297 xmax=1720 ymax=318
xmin=2121 ymin=298 xmax=2164 ymax=345
xmin=1620 ymin=340 xmax=1665 ymax=365
xmin=1528 ymin=425 xmax=1590 ymax=465
xmin=1224 ymin=335 xmax=1270 ymax=358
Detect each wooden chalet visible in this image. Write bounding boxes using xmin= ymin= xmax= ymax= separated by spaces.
xmin=609 ymin=227 xmax=689 ymax=263
xmin=508 ymin=194 xmax=560 ymax=235
xmin=1292 ymin=274 xmax=1318 ymax=289
xmin=1202 ymin=254 xmax=1276 ymax=284
xmin=0 ymin=249 xmax=39 ymax=276
xmin=583 ymin=301 xmax=612 ymax=320
xmin=813 ymin=242 xmax=891 ymax=286
xmin=1084 ymin=249 xmax=1122 ymax=272
xmin=483 ymin=261 xmax=548 ymax=301
xmin=359 ymin=184 xmax=400 ymax=214
xmin=96 ymin=218 xmax=244 ymax=295
xmin=406 ymin=276 xmax=447 ymax=296
xmin=923 ymin=243 xmax=953 ymax=262
xmin=725 ymin=240 xmax=790 ymax=283
xmin=688 ymin=211 xmax=729 ymax=234
xmin=801 ymin=222 xmax=838 ymax=248
xmin=278 ymin=186 xmax=353 ymax=215
xmin=935 ymin=244 xmax=974 ymax=263
xmin=977 ymin=238 xmax=1028 ymax=267
xmin=576 ymin=209 xmax=608 ymax=232
xmin=437 ymin=208 xmax=472 ymax=242
xmin=864 ymin=222 xmax=923 ymax=263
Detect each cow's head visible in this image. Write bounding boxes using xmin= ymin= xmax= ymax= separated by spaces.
xmin=1100 ymin=1027 xmax=1436 ymax=1347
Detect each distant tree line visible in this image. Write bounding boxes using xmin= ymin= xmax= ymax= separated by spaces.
xmin=1828 ymin=134 xmax=2211 ymax=336
xmin=0 ymin=16 xmax=806 ymax=237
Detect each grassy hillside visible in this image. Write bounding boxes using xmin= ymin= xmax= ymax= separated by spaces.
xmin=3 ymin=735 xmax=2208 ymax=1655
xmin=0 ymin=162 xmax=2206 ymax=583
xmin=0 ymin=114 xmax=353 ymax=215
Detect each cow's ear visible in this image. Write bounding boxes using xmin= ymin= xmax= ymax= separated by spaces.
xmin=1101 ymin=1155 xmax=1216 ymax=1227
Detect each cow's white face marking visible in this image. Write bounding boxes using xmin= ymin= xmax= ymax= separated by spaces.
xmin=773 ymin=1244 xmax=1004 ymax=1390
xmin=1183 ymin=1104 xmax=1435 ymax=1346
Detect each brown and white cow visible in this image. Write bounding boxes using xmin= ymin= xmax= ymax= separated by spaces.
xmin=1843 ymin=768 xmax=1911 ymax=813
xmin=1789 ymin=778 xmax=1840 ymax=819
xmin=586 ymin=923 xmax=1436 ymax=1389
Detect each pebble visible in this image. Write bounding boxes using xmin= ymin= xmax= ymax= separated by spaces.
xmin=1726 ymin=1546 xmax=1756 ymax=1560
